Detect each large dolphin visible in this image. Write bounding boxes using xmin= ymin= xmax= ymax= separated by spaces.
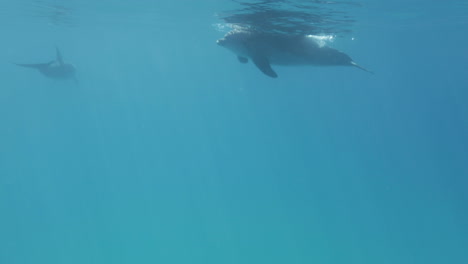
xmin=217 ymin=30 xmax=372 ymax=78
xmin=14 ymin=48 xmax=77 ymax=81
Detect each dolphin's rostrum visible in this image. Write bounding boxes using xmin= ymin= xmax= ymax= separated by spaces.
xmin=217 ymin=30 xmax=373 ymax=78
xmin=14 ymin=48 xmax=77 ymax=81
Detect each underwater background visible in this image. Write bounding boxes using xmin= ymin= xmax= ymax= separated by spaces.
xmin=1 ymin=0 xmax=467 ymax=264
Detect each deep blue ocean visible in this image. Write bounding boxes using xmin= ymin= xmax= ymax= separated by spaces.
xmin=1 ymin=1 xmax=467 ymax=263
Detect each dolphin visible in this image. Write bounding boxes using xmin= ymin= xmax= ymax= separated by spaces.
xmin=217 ymin=30 xmax=373 ymax=78
xmin=14 ymin=48 xmax=77 ymax=81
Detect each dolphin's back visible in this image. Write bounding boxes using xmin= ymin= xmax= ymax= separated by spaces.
xmin=256 ymin=35 xmax=351 ymax=66
xmin=15 ymin=61 xmax=75 ymax=79
xmin=15 ymin=61 xmax=54 ymax=70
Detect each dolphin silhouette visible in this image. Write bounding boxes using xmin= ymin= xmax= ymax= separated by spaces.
xmin=14 ymin=48 xmax=77 ymax=81
xmin=217 ymin=30 xmax=373 ymax=78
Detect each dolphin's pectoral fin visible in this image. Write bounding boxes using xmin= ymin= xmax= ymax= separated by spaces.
xmin=237 ymin=56 xmax=249 ymax=64
xmin=56 ymin=47 xmax=64 ymax=66
xmin=252 ymin=56 xmax=278 ymax=78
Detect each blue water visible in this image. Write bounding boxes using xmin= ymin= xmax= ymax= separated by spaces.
xmin=1 ymin=1 xmax=467 ymax=264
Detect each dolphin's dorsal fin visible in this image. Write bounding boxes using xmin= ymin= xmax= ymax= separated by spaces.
xmin=56 ymin=47 xmax=64 ymax=66
xmin=252 ymin=56 xmax=278 ymax=78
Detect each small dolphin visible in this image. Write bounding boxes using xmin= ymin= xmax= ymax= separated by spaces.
xmin=217 ymin=30 xmax=373 ymax=78
xmin=14 ymin=48 xmax=77 ymax=81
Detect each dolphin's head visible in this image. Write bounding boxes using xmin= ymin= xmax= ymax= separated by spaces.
xmin=216 ymin=37 xmax=227 ymax=46
xmin=217 ymin=30 xmax=253 ymax=56
xmin=216 ymin=33 xmax=242 ymax=48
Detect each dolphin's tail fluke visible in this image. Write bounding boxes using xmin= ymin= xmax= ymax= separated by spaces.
xmin=351 ymin=61 xmax=374 ymax=74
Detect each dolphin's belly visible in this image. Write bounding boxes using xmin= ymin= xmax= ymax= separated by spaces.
xmin=268 ymin=51 xmax=314 ymax=66
xmin=40 ymin=65 xmax=75 ymax=79
xmin=266 ymin=47 xmax=350 ymax=66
